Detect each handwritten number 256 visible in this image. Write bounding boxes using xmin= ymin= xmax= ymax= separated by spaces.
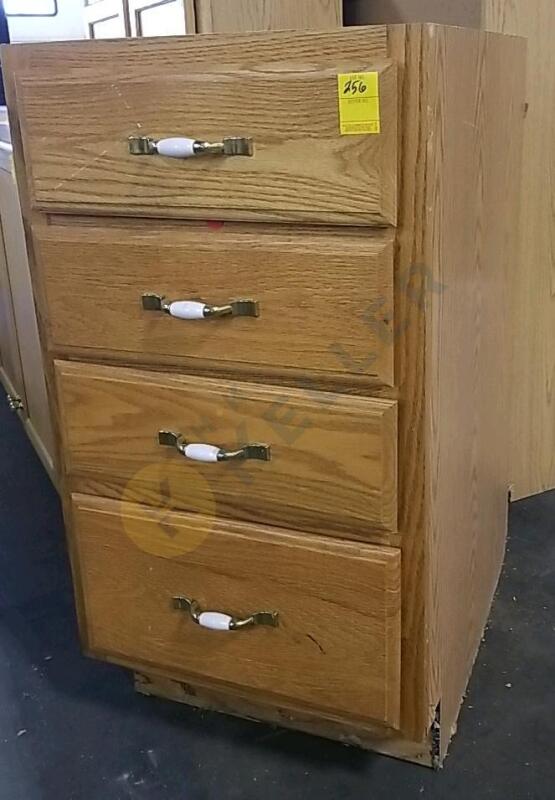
xmin=343 ymin=79 xmax=368 ymax=96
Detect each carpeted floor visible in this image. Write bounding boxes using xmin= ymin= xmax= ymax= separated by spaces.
xmin=0 ymin=402 xmax=553 ymax=799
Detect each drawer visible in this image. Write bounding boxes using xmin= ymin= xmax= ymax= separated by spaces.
xmin=73 ymin=494 xmax=401 ymax=726
xmin=37 ymin=221 xmax=395 ymax=387
xmin=56 ymin=361 xmax=398 ymax=539
xmin=16 ymin=37 xmax=397 ymax=225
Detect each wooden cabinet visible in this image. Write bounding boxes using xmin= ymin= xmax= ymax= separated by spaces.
xmin=3 ymin=24 xmax=524 ymax=766
xmin=0 ymin=213 xmax=25 ymax=406
xmin=0 ymin=142 xmax=55 ymax=483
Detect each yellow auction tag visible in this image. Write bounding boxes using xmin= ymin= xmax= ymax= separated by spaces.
xmin=337 ymin=72 xmax=381 ymax=135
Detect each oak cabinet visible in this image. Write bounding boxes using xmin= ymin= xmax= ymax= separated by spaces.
xmin=0 ymin=134 xmax=55 ymax=482
xmin=3 ymin=24 xmax=524 ymax=766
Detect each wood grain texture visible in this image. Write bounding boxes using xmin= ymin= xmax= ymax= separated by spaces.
xmin=36 ymin=219 xmax=395 ymax=387
xmin=73 ymin=494 xmax=401 ymax=726
xmin=135 ymin=670 xmax=433 ymax=764
xmin=484 ymin=0 xmax=555 ymax=499
xmin=385 ymin=24 xmax=436 ymax=745
xmin=195 ymin=0 xmax=342 ymax=32
xmin=422 ymin=24 xmax=525 ymax=759
xmin=15 ymin=42 xmax=397 ymax=226
xmin=0 ymin=216 xmax=25 ymax=404
xmin=2 ymin=24 xmax=525 ymax=764
xmin=56 ymin=361 xmax=398 ymax=540
xmin=0 ymin=167 xmax=55 ymax=480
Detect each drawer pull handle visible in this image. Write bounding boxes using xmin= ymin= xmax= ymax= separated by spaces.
xmin=142 ymin=294 xmax=259 ymax=320
xmin=128 ymin=135 xmax=254 ymax=158
xmin=173 ymin=597 xmax=278 ymax=631
xmin=158 ymin=431 xmax=271 ymax=463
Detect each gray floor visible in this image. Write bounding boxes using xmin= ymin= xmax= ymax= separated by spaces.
xmin=0 ymin=401 xmax=553 ymax=799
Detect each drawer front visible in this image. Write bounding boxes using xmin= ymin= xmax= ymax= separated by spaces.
xmin=73 ymin=494 xmax=401 ymax=726
xmin=17 ymin=36 xmax=397 ymax=225
xmin=56 ymin=361 xmax=398 ymax=538
xmin=37 ymin=221 xmax=395 ymax=387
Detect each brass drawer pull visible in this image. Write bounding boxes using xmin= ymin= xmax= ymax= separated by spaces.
xmin=158 ymin=431 xmax=271 ymax=463
xmin=128 ymin=135 xmax=254 ymax=158
xmin=173 ymin=597 xmax=278 ymax=631
xmin=142 ymin=294 xmax=259 ymax=320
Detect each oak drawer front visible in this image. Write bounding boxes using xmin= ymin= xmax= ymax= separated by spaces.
xmin=56 ymin=362 xmax=398 ymax=539
xmin=73 ymin=494 xmax=401 ymax=726
xmin=37 ymin=222 xmax=395 ymax=387
xmin=17 ymin=46 xmax=397 ymax=225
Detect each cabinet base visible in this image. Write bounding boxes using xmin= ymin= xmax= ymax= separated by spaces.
xmin=134 ymin=671 xmax=435 ymax=768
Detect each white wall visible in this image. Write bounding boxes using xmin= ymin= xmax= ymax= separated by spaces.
xmin=8 ymin=0 xmax=86 ymax=42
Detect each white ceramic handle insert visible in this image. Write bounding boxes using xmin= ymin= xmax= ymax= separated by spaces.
xmin=168 ymin=301 xmax=207 ymax=320
xmin=142 ymin=294 xmax=259 ymax=320
xmin=172 ymin=597 xmax=279 ymax=631
xmin=129 ymin=135 xmax=253 ymax=158
xmin=158 ymin=431 xmax=271 ymax=463
xmin=183 ymin=443 xmax=221 ymax=463
xmin=156 ymin=137 xmax=197 ymax=158
xmin=198 ymin=611 xmax=233 ymax=631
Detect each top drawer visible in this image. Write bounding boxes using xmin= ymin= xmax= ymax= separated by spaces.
xmin=15 ymin=34 xmax=397 ymax=225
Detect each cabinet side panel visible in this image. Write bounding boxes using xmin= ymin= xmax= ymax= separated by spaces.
xmin=1 ymin=46 xmax=86 ymax=633
xmin=0 ymin=215 xmax=25 ymax=401
xmin=0 ymin=168 xmax=55 ymax=475
xmin=484 ymin=1 xmax=555 ymax=499
xmin=424 ymin=25 xmax=525 ymax=758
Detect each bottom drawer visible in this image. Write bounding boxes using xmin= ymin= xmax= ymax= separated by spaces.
xmin=72 ymin=494 xmax=402 ymax=727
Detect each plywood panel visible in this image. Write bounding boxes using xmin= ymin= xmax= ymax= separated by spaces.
xmin=484 ymin=0 xmax=555 ymax=499
xmin=423 ymin=24 xmax=525 ymax=758
xmin=0 ymin=217 xmax=25 ymax=402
